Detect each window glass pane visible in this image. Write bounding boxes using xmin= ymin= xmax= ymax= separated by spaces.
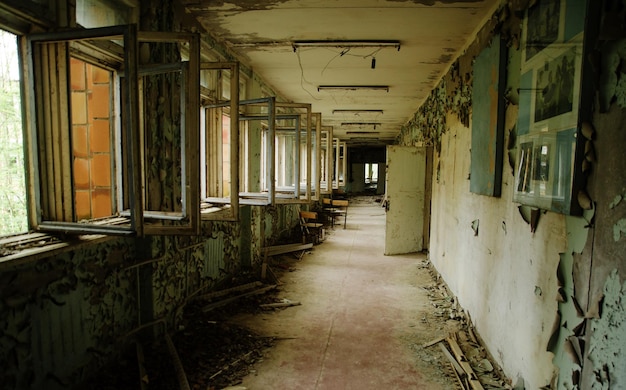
xmin=222 ymin=113 xmax=231 ymax=197
xmin=70 ymin=58 xmax=114 ymax=220
xmin=0 ymin=30 xmax=27 ymax=235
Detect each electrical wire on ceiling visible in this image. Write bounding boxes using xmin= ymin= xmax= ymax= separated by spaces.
xmin=335 ymin=110 xmax=384 ymax=126
xmin=321 ymin=48 xmax=350 ymax=75
xmin=295 ymin=48 xmax=321 ymax=101
xmin=293 ymin=44 xmax=391 ymax=105
xmin=320 ymin=47 xmax=384 ymax=74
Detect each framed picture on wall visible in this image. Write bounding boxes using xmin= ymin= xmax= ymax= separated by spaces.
xmin=514 ymin=0 xmax=587 ymax=215
xmin=522 ymin=0 xmax=564 ymax=64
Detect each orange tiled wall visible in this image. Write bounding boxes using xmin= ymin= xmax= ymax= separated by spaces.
xmin=70 ymin=58 xmax=112 ymax=220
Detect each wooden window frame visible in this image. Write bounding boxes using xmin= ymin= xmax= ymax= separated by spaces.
xmin=275 ymin=102 xmax=311 ymax=203
xmin=22 ymin=25 xmax=200 ymax=236
xmin=332 ymin=138 xmax=346 ymax=189
xmin=199 ymin=62 xmax=241 ymax=220
xmin=319 ymin=125 xmax=333 ymax=195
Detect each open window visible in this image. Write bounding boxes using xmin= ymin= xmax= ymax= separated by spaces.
xmin=22 ymin=25 xmax=200 ymax=236
xmin=134 ymin=31 xmax=200 ymax=235
xmin=332 ymin=138 xmax=346 ymax=189
xmin=273 ymin=102 xmax=312 ymax=204
xmin=201 ymin=91 xmax=314 ymax=211
xmin=319 ymin=125 xmax=333 ymax=195
xmin=310 ymin=112 xmax=322 ymax=200
xmin=274 ymin=113 xmax=305 ymax=202
xmin=199 ymin=62 xmax=240 ymax=221
xmin=203 ymin=97 xmax=276 ymax=209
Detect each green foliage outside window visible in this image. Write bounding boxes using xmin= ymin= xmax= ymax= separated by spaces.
xmin=0 ymin=31 xmax=27 ymax=235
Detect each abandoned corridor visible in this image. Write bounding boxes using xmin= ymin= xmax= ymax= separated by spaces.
xmin=232 ymin=197 xmax=459 ymax=389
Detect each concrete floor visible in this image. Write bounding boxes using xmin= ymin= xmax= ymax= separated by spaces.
xmin=234 ymin=197 xmax=457 ymax=389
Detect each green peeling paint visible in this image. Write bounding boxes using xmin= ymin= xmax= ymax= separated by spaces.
xmin=588 ymin=270 xmax=626 ymax=389
xmin=553 ymin=208 xmax=595 ymax=389
xmin=613 ymin=219 xmax=626 ymax=242
xmin=609 ymin=195 xmax=623 ymax=209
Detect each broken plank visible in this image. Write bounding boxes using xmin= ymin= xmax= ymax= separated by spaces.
xmin=136 ymin=342 xmax=148 ymax=390
xmin=201 ymin=285 xmax=277 ymax=313
xmin=448 ymin=362 xmax=468 ymax=390
xmin=260 ymin=300 xmax=301 ymax=309
xmin=439 ymin=342 xmax=466 ymax=381
xmin=423 ymin=336 xmax=447 ymax=348
xmin=209 ymin=351 xmax=254 ymax=381
xmin=262 ymin=243 xmax=313 ymax=257
xmin=194 ymin=281 xmax=263 ymax=302
xmin=164 ymin=333 xmax=191 ymax=390
xmin=447 ymin=338 xmax=485 ymax=390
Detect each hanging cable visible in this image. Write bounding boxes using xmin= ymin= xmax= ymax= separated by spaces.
xmin=295 ymin=48 xmax=321 ymax=101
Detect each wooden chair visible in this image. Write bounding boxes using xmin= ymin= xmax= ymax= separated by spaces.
xmin=300 ymin=211 xmax=324 ymax=244
xmin=331 ymin=199 xmax=349 ymax=229
xmin=320 ymin=198 xmax=335 ymax=227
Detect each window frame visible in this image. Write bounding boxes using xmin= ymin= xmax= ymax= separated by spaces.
xmin=275 ymin=102 xmax=312 ymax=203
xmin=199 ymin=61 xmax=240 ymax=221
xmin=332 ymin=137 xmax=346 ymax=189
xmin=21 ymin=25 xmax=201 ymax=236
xmin=311 ymin=112 xmax=322 ymax=200
xmin=318 ymin=124 xmax=333 ymax=196
xmin=273 ymin=113 xmax=304 ymax=201
xmin=133 ymin=31 xmax=200 ymax=235
xmin=231 ymin=97 xmax=276 ymax=206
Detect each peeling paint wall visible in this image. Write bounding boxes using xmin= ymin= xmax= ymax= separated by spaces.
xmin=0 ymin=1 xmax=302 ymax=389
xmin=0 ymin=240 xmax=138 ymax=389
xmin=428 ymin=113 xmax=566 ymax=389
xmin=587 ymin=271 xmax=626 ymax=388
xmin=0 ymin=207 xmax=300 ymax=389
xmin=395 ymin=1 xmax=626 ymax=388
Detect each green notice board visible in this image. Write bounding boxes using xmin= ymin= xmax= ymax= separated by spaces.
xmin=470 ymin=35 xmax=506 ymax=197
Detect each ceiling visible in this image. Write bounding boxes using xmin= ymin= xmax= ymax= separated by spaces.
xmin=181 ymin=0 xmax=499 ymax=146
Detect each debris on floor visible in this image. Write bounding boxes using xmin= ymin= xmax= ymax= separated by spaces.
xmin=260 ymin=298 xmax=301 ymax=309
xmin=197 ymin=283 xmax=278 ymax=313
xmin=81 ymin=283 xmax=281 ymax=390
xmin=420 ymin=259 xmax=512 ymax=389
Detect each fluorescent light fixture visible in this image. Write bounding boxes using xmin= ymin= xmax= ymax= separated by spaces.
xmin=293 ymin=40 xmax=401 ymax=50
xmin=347 ymin=131 xmax=380 ymax=135
xmin=318 ymin=85 xmax=389 ymax=92
xmin=341 ymin=122 xmax=381 ymax=127
xmin=333 ymin=109 xmax=384 ymax=114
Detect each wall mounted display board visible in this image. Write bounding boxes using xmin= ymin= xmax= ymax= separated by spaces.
xmin=471 ymin=35 xmax=506 ymax=197
xmin=514 ymin=0 xmax=588 ymax=215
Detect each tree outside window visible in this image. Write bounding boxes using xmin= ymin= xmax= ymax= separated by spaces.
xmin=0 ymin=30 xmax=27 ymax=235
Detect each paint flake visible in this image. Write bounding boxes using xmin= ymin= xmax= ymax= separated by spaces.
xmin=609 ymin=195 xmax=623 ymax=209
xmin=613 ymin=219 xmax=626 ymax=242
xmin=589 ymin=270 xmax=626 ymax=389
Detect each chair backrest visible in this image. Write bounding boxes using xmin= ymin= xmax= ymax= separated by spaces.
xmin=332 ymin=199 xmax=348 ymax=208
xmin=322 ymin=198 xmax=332 ymax=205
xmin=300 ymin=210 xmax=318 ymax=220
